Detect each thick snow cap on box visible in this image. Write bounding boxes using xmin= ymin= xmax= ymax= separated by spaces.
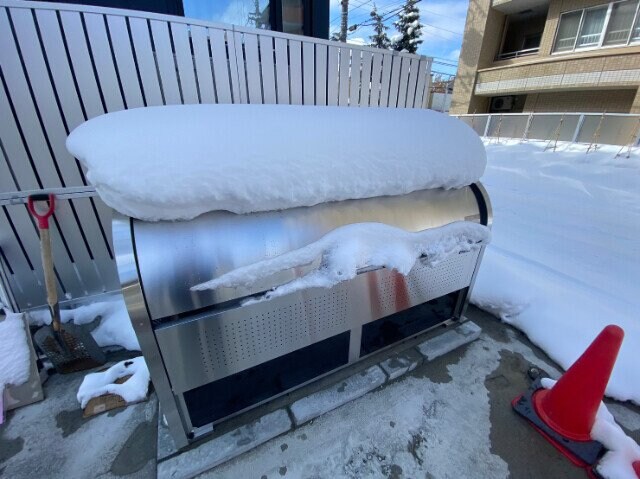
xmin=67 ymin=105 xmax=486 ymax=221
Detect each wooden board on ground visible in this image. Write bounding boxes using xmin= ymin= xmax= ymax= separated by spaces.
xmin=82 ymin=374 xmax=143 ymax=417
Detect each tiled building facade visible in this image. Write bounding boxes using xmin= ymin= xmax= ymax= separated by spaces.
xmin=451 ymin=0 xmax=640 ymax=113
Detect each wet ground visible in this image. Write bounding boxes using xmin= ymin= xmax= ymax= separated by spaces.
xmin=1 ymin=307 xmax=639 ymax=478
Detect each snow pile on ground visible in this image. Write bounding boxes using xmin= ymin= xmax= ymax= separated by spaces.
xmin=0 ymin=310 xmax=31 ymax=423
xmin=77 ymin=356 xmax=150 ymax=409
xmin=541 ymin=378 xmax=640 ymax=479
xmin=472 ymin=140 xmax=640 ymax=404
xmin=192 ymin=221 xmax=490 ymax=303
xmin=29 ymin=296 xmax=139 ymax=351
xmin=593 ymin=402 xmax=640 ymax=479
xmin=0 ymin=310 xmax=31 ymax=390
xmin=66 ymin=105 xmax=485 ymax=221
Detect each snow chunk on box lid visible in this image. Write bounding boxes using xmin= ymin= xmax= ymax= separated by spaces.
xmin=66 ymin=104 xmax=486 ymax=221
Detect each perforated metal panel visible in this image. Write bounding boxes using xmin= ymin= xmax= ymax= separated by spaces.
xmin=366 ymin=251 xmax=479 ymax=321
xmin=196 ymin=290 xmax=349 ymax=377
xmin=155 ymin=250 xmax=479 ymax=394
xmin=156 ymin=286 xmax=352 ymax=392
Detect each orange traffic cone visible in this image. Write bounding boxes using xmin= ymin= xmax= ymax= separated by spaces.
xmin=534 ymin=325 xmax=624 ymax=441
xmin=513 ymin=325 xmax=624 ymax=467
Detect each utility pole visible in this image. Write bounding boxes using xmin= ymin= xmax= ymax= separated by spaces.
xmin=339 ymin=0 xmax=349 ymax=42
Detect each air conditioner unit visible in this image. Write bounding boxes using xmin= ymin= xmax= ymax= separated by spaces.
xmin=491 ymin=96 xmax=514 ymax=111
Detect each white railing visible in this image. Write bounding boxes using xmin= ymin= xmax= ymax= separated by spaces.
xmin=453 ymin=112 xmax=640 ymax=146
xmin=496 ymin=47 xmax=540 ymax=60
xmin=0 ymin=0 xmax=432 ymax=311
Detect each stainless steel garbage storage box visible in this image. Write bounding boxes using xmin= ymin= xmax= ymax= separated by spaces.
xmin=113 ymin=184 xmax=492 ymax=448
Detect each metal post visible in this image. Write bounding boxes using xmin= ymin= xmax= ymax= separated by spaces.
xmin=572 ymin=114 xmax=586 ymax=143
xmin=544 ymin=113 xmax=565 ymax=152
xmin=587 ymin=112 xmax=606 ymax=154
xmin=494 ymin=114 xmax=503 ymax=143
xmin=483 ymin=114 xmax=492 ymax=137
xmin=521 ymin=112 xmax=534 ymax=143
xmin=615 ymin=117 xmax=640 ymax=158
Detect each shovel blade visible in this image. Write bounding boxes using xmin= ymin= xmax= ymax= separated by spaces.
xmin=34 ymin=323 xmax=106 ymax=374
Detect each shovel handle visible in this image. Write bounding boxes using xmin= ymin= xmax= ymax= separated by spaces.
xmin=28 ymin=195 xmax=60 ymax=330
xmin=27 ymin=194 xmax=55 ymax=229
xmin=39 ymin=228 xmax=60 ymax=331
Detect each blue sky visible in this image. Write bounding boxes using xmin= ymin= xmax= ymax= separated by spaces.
xmin=183 ymin=0 xmax=466 ymax=76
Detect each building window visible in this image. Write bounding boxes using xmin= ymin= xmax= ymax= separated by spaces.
xmin=553 ymin=0 xmax=640 ymax=53
xmin=605 ymin=0 xmax=638 ymax=45
xmin=182 ymin=0 xmax=329 ymax=39
xmin=554 ymin=10 xmax=582 ymax=51
xmin=576 ymin=6 xmax=608 ymax=47
xmin=281 ymin=0 xmax=304 ymax=35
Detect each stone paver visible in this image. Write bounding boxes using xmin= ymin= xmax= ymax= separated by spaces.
xmin=157 ymin=409 xmax=292 ymax=479
xmin=379 ymin=348 xmax=423 ymax=380
xmin=290 ymin=365 xmax=387 ymax=426
xmin=416 ymin=320 xmax=482 ymax=361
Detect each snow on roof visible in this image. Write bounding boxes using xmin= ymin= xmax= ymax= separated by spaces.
xmin=66 ymin=105 xmax=486 ymax=221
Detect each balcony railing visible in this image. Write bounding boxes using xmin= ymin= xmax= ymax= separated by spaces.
xmin=496 ymin=47 xmax=540 ymax=60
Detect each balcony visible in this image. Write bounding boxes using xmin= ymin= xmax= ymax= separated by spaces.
xmin=495 ymin=4 xmax=548 ymax=62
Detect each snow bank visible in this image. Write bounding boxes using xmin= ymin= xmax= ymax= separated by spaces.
xmin=28 ymin=296 xmax=139 ymax=351
xmin=541 ymin=378 xmax=640 ymax=479
xmin=192 ymin=221 xmax=490 ymax=303
xmin=0 ymin=310 xmax=31 ymax=389
xmin=77 ymin=356 xmax=150 ymax=409
xmin=472 ymin=140 xmax=640 ymax=404
xmin=66 ymin=105 xmax=486 ymax=221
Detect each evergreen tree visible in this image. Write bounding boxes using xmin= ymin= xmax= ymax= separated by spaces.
xmin=392 ymin=0 xmax=423 ymax=53
xmin=369 ymin=5 xmax=390 ymax=49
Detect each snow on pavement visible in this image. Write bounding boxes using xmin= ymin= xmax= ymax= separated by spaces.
xmin=472 ymin=140 xmax=640 ymax=404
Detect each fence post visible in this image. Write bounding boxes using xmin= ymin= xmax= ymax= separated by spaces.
xmin=521 ymin=112 xmax=534 ymax=142
xmin=572 ymin=114 xmax=585 ymax=143
xmin=615 ymin=117 xmax=640 ymax=158
xmin=545 ymin=113 xmax=565 ymax=152
xmin=483 ymin=114 xmax=492 ymax=137
xmin=587 ymin=112 xmax=606 ymax=154
xmin=494 ymin=114 xmax=503 ymax=143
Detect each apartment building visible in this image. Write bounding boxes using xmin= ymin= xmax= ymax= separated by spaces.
xmin=450 ymin=0 xmax=640 ymax=114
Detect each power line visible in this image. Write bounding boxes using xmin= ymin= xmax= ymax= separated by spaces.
xmin=433 ymin=60 xmax=458 ymax=67
xmin=431 ymin=69 xmax=456 ymax=76
xmin=345 ymin=0 xmax=419 ymax=35
xmin=434 ymin=55 xmax=458 ymax=62
xmin=420 ymin=8 xmax=462 ymax=20
xmin=422 ymin=22 xmax=463 ymax=36
xmin=330 ymin=0 xmax=374 ymax=25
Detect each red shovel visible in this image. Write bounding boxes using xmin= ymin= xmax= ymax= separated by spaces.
xmin=28 ymin=194 xmax=105 ymax=373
